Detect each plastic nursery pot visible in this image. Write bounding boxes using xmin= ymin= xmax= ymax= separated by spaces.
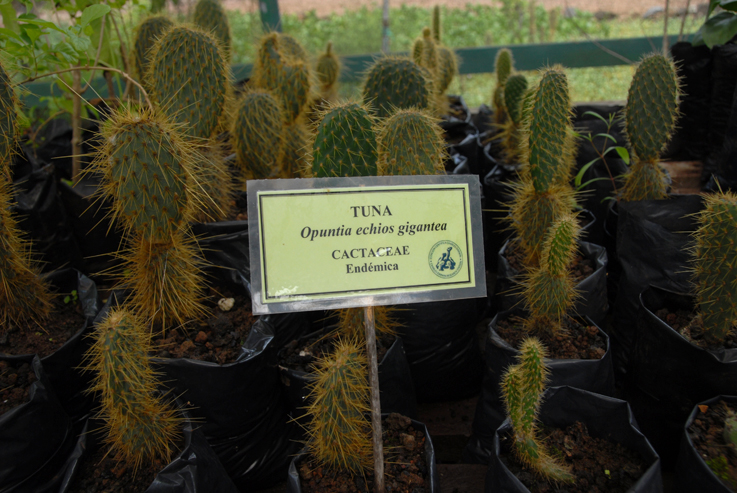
xmin=463 ymin=311 xmax=615 ymax=464
xmin=285 ymin=415 xmax=440 ymax=493
xmin=625 ymin=286 xmax=737 ymax=469
xmin=279 ymin=329 xmax=417 ymax=420
xmin=481 ymin=163 xmax=515 ymax=275
xmin=485 ymin=386 xmax=662 ymax=492
xmin=0 ymin=356 xmax=77 ymax=493
xmin=673 ymin=395 xmax=737 ymax=493
xmin=440 ymin=94 xmax=471 ymax=125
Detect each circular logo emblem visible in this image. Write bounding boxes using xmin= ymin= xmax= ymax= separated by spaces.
xmin=428 ymin=240 xmax=463 ymax=278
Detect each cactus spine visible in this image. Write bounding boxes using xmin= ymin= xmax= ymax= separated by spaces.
xmin=500 ymin=73 xmax=529 ymax=164
xmin=316 ymin=42 xmax=340 ymax=101
xmin=502 ymin=338 xmax=574 ymax=482
xmin=310 ymin=101 xmax=378 ymax=178
xmin=436 ymin=46 xmax=458 ymax=96
xmin=362 ymin=57 xmax=433 ymax=119
xmin=493 ymin=48 xmax=513 ymax=124
xmin=377 ymin=108 xmax=447 ymax=176
xmin=132 ymin=15 xmax=174 ymax=88
xmin=305 ymin=337 xmax=373 ymax=474
xmin=86 ymin=308 xmax=181 ymax=470
xmin=232 ymin=89 xmax=285 ymax=180
xmin=620 ymin=53 xmax=680 ymax=202
xmin=193 ymin=0 xmax=231 ymax=62
xmin=335 ymin=306 xmax=397 ymax=340
xmin=691 ymin=190 xmax=737 ymax=345
xmin=1 ymin=59 xmax=17 ymax=177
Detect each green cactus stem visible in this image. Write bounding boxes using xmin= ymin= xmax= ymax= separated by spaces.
xmin=132 ymin=15 xmax=174 ymax=87
xmin=502 ymin=338 xmax=574 ymax=483
xmin=493 ymin=48 xmax=514 ymax=124
xmin=193 ymin=0 xmax=231 ymax=61
xmin=316 ymin=42 xmax=340 ymax=100
xmin=432 ymin=5 xmax=441 ymax=42
xmin=311 ymin=101 xmax=378 ymax=178
xmin=499 ymin=73 xmax=528 ymax=164
xmin=232 ymin=89 xmax=285 ymax=180
xmin=417 ymin=27 xmax=439 ymax=79
xmin=620 ymin=53 xmax=680 ymax=202
xmin=377 ymin=108 xmax=446 ymax=176
xmin=190 ymin=145 xmax=233 ymax=222
xmin=1 ymin=59 xmax=17 ymax=177
xmin=280 ymin=121 xmax=310 ymax=178
xmin=305 ymin=336 xmax=373 ymax=474
xmin=362 ymin=57 xmax=433 ymax=119
xmin=692 ymin=190 xmax=737 ymax=345
xmin=85 ymin=308 xmax=181 ymax=471
xmin=437 ymin=46 xmax=457 ymax=96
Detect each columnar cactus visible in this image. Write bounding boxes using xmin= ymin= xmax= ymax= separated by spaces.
xmin=232 ymin=89 xmax=285 ymax=180
xmin=335 ymin=306 xmax=397 ymax=339
xmin=692 ymin=190 xmax=737 ymax=345
xmin=1 ymin=59 xmax=17 ymax=176
xmin=377 ymin=108 xmax=446 ymax=176
xmin=521 ymin=214 xmax=581 ymax=334
xmin=132 ymin=15 xmax=174 ymax=86
xmin=620 ymin=53 xmax=680 ymax=202
xmin=86 ymin=308 xmax=181 ymax=470
xmin=502 ymin=338 xmax=573 ymax=482
xmin=416 ymin=27 xmax=439 ymax=80
xmin=310 ymin=101 xmax=378 ymax=178
xmin=316 ymin=42 xmax=340 ymax=100
xmin=493 ymin=48 xmax=514 ymax=123
xmin=305 ymin=337 xmax=373 ymax=474
xmin=193 ymin=0 xmax=231 ymax=61
xmin=436 ymin=46 xmax=458 ymax=96
xmin=362 ymin=57 xmax=433 ymax=119
xmin=432 ymin=5 xmax=441 ymax=42
xmin=500 ymin=73 xmax=529 ymax=163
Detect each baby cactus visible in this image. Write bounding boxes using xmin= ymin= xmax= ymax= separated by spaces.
xmin=147 ymin=25 xmax=228 ymax=141
xmin=377 ymin=108 xmax=446 ymax=176
xmin=316 ymin=42 xmax=340 ymax=100
xmin=305 ymin=337 xmax=373 ymax=474
xmin=521 ymin=214 xmax=581 ymax=334
xmin=416 ymin=27 xmax=439 ymax=79
xmin=500 ymin=73 xmax=528 ymax=164
xmin=132 ymin=15 xmax=174 ymax=86
xmin=1 ymin=59 xmax=17 ymax=175
xmin=502 ymin=338 xmax=574 ymax=482
xmin=231 ymin=89 xmax=285 ymax=180
xmin=362 ymin=57 xmax=433 ymax=119
xmin=436 ymin=46 xmax=457 ymax=95
xmin=193 ymin=0 xmax=231 ymax=61
xmin=691 ymin=190 xmax=737 ymax=345
xmin=311 ymin=101 xmax=378 ymax=178
xmin=86 ymin=308 xmax=181 ymax=471
xmin=620 ymin=53 xmax=680 ymax=202
xmin=493 ymin=48 xmax=514 ymax=123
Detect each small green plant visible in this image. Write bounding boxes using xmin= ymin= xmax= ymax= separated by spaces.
xmin=193 ymin=0 xmax=232 ymax=62
xmin=0 ymin=59 xmax=17 ymax=177
xmin=377 ymin=108 xmax=446 ymax=176
xmin=501 ymin=337 xmax=574 ymax=482
xmin=231 ymin=89 xmax=285 ymax=181
xmin=362 ymin=57 xmax=433 ymax=119
xmin=63 ymin=290 xmax=78 ymax=305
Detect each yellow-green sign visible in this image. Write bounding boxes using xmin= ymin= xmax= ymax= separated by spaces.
xmin=248 ymin=176 xmax=485 ymax=314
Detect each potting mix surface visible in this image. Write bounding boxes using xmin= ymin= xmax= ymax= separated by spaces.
xmin=687 ymin=400 xmax=737 ymax=491
xmin=0 ymin=359 xmax=36 ymax=415
xmin=504 ymin=241 xmax=596 ymax=282
xmin=280 ymin=331 xmax=394 ymax=373
xmin=656 ymin=307 xmax=737 ymax=351
xmin=496 ymin=316 xmax=607 ymax=360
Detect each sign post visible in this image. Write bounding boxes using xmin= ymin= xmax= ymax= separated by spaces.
xmin=248 ymin=175 xmax=485 ymax=490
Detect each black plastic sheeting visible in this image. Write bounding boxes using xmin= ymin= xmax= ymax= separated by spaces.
xmin=485 ymin=386 xmax=662 ymax=492
xmin=0 ymin=356 xmax=76 ymax=493
xmin=674 ymin=395 xmax=737 ymax=493
xmin=392 ymin=298 xmax=485 ymax=403
xmin=705 ymin=44 xmax=737 ymax=181
xmin=626 ymin=286 xmax=737 ymax=469
xmin=481 ymin=163 xmax=516 ymax=274
xmin=706 ymin=71 xmax=737 ymax=191
xmin=611 ymin=195 xmax=703 ymax=377
xmin=279 ymin=331 xmax=417 ymax=421
xmin=285 ymin=416 xmax=440 ymax=492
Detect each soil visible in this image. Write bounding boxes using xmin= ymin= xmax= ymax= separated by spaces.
xmin=655 ymin=307 xmax=737 ymax=351
xmin=0 ymin=296 xmax=88 ymax=358
xmin=687 ymin=399 xmax=737 ymax=491
xmin=298 ymin=413 xmax=431 ymax=493
xmin=500 ymin=421 xmax=649 ymax=493
xmin=495 ymin=315 xmax=607 ymax=360
xmin=0 ymin=359 xmax=37 ymax=415
xmin=152 ymin=286 xmax=256 ymax=365
xmin=503 ymin=240 xmax=595 ymax=282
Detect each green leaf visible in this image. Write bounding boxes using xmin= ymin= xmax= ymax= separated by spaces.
xmin=579 ymin=177 xmax=612 ymax=189
xmin=79 ymin=4 xmax=110 ymax=28
xmin=702 ymin=11 xmax=737 ymax=49
xmin=614 ymin=146 xmax=630 ymax=164
xmin=64 ymin=295 xmax=71 ymax=304
xmin=594 ymin=133 xmax=617 ymax=143
xmin=582 ymin=110 xmax=607 ymax=123
xmin=710 ymin=0 xmax=737 ymax=15
xmin=0 ymin=3 xmax=19 ymax=33
xmin=574 ymin=157 xmax=600 ymax=188
xmin=0 ymin=27 xmax=24 ymax=42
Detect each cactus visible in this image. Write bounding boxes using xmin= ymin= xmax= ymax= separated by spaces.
xmin=86 ymin=308 xmax=181 ymax=471
xmin=190 ymin=145 xmax=233 ymax=222
xmin=280 ymin=121 xmax=311 ymax=178
xmin=193 ymin=0 xmax=231 ymax=62
xmin=305 ymin=336 xmax=373 ymax=474
xmin=521 ymin=214 xmax=581 ymax=335
xmin=501 ymin=338 xmax=574 ymax=482
xmin=334 ymin=306 xmax=397 ymax=340
xmin=1 ymin=59 xmax=17 ymax=177
xmin=278 ymin=33 xmax=309 ymax=63
xmin=316 ymin=42 xmax=340 ymax=100
xmin=310 ymin=101 xmax=378 ymax=178
xmin=416 ymin=27 xmax=439 ymax=79
xmin=691 ymin=190 xmax=737 ymax=345
xmin=132 ymin=16 xmax=174 ymax=87
xmin=620 ymin=53 xmax=680 ymax=202
xmin=377 ymin=108 xmax=446 ymax=176
xmin=493 ymin=48 xmax=514 ymax=124
xmin=432 ymin=5 xmax=441 ymax=42
xmin=499 ymin=74 xmax=528 ymax=164
xmin=436 ymin=46 xmax=457 ymax=95
xmin=362 ymin=57 xmax=433 ymax=119
xmin=147 ymin=25 xmax=228 ymax=141
xmin=231 ymin=89 xmax=285 ymax=180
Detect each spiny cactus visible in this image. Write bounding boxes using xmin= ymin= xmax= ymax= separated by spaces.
xmin=436 ymin=46 xmax=457 ymax=96
xmin=190 ymin=145 xmax=233 ymax=222
xmin=620 ymin=53 xmax=680 ymax=202
xmin=316 ymin=42 xmax=340 ymax=100
xmin=362 ymin=57 xmax=433 ymax=119
xmin=493 ymin=48 xmax=514 ymax=123
xmin=310 ymin=101 xmax=378 ymax=178
xmin=147 ymin=25 xmax=228 ymax=141
xmin=278 ymin=33 xmax=309 ymax=63
xmin=305 ymin=337 xmax=373 ymax=474
xmin=232 ymin=89 xmax=285 ymax=180
xmin=377 ymin=108 xmax=446 ymax=176
xmin=500 ymin=73 xmax=528 ymax=164
xmin=193 ymin=0 xmax=231 ymax=62
xmin=432 ymin=5 xmax=441 ymax=42
xmin=86 ymin=308 xmax=181 ymax=471
xmin=1 ymin=59 xmax=17 ymax=177
xmin=691 ymin=190 xmax=737 ymax=345
xmin=132 ymin=16 xmax=174 ymax=86
xmin=502 ymin=338 xmax=574 ymax=482
xmin=334 ymin=306 xmax=397 ymax=340
xmin=416 ymin=27 xmax=439 ymax=79
xmin=280 ymin=121 xmax=311 ymax=178
xmin=521 ymin=214 xmax=581 ymax=335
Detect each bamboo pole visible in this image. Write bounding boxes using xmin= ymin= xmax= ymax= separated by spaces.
xmin=364 ymin=305 xmax=384 ymax=493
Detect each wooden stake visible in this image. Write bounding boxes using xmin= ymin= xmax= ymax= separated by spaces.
xmin=364 ymin=305 xmax=384 ymax=493
xmin=71 ymin=68 xmax=82 ymax=184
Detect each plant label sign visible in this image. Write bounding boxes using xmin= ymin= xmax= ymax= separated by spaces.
xmin=247 ymin=175 xmax=485 ymax=314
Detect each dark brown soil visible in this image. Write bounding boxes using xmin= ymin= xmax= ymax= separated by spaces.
xmin=687 ymin=399 xmax=737 ymax=491
xmin=0 ymin=295 xmax=88 ymax=358
xmin=501 ymin=421 xmax=649 ymax=493
xmin=279 ymin=330 xmax=395 ymax=373
xmin=495 ymin=315 xmax=607 ymax=360
xmin=152 ymin=286 xmax=256 ymax=364
xmin=655 ymin=307 xmax=737 ymax=351
xmin=298 ymin=413 xmax=430 ymax=493
xmin=0 ymin=359 xmax=37 ymax=415
xmin=504 ymin=241 xmax=595 ymax=282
